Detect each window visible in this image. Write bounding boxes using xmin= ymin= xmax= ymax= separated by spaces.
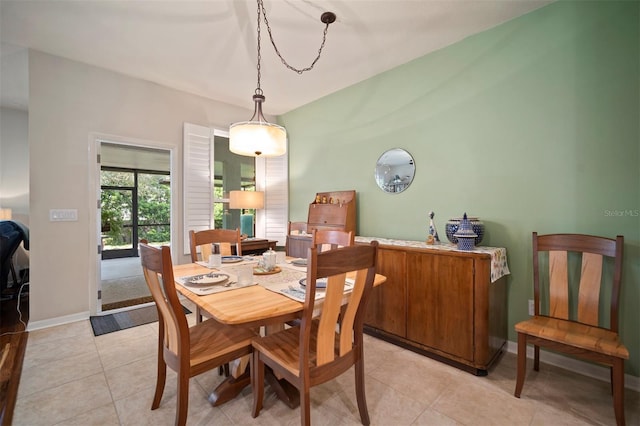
xmin=213 ymin=135 xmax=256 ymax=231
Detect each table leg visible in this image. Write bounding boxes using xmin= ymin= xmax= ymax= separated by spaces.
xmin=208 ymin=370 xmax=251 ymax=406
xmin=207 ymin=362 xmax=300 ymax=409
xmin=265 ymin=369 xmax=300 ymax=409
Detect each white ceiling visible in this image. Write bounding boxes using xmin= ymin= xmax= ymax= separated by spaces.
xmin=0 ymin=0 xmax=552 ymax=115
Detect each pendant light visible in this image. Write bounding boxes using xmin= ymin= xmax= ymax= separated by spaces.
xmin=229 ymin=0 xmax=336 ymax=157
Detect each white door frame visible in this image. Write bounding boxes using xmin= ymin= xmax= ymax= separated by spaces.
xmin=88 ymin=132 xmax=176 ymax=316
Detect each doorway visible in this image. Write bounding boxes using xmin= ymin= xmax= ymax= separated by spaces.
xmin=98 ymin=142 xmax=171 ymax=312
xmin=100 ymin=168 xmax=170 ymax=259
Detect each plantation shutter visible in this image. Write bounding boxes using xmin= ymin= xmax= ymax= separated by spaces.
xmin=183 ymin=123 xmax=213 ymax=254
xmin=183 ymin=122 xmax=288 ymax=252
xmin=255 ymin=154 xmax=288 ymax=246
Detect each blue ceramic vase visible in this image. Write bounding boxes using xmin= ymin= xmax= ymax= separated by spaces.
xmin=453 ymin=213 xmax=477 ymax=251
xmin=445 ymin=216 xmax=485 ymax=245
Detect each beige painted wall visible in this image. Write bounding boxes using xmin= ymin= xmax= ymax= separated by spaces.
xmin=27 ymin=50 xmax=256 ymax=326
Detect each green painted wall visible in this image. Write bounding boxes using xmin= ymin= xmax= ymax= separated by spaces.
xmin=281 ymin=1 xmax=639 ymax=376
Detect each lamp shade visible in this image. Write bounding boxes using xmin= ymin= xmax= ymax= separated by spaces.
xmin=0 ymin=208 xmax=12 ymax=220
xmin=229 ymin=121 xmax=286 ymax=157
xmin=229 ymin=191 xmax=264 ymax=209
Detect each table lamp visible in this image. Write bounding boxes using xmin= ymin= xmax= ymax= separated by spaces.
xmin=0 ymin=208 xmax=12 ymax=220
xmin=229 ymin=190 xmax=264 ymax=238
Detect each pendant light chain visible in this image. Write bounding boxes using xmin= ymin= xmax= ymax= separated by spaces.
xmin=255 ymin=0 xmax=263 ymax=95
xmin=256 ymin=0 xmax=335 ymax=76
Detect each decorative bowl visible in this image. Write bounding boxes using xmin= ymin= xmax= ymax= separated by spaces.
xmin=445 ymin=216 xmax=485 ymax=245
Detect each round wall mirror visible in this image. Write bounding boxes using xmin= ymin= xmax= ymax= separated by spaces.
xmin=374 ymin=148 xmax=415 ymax=193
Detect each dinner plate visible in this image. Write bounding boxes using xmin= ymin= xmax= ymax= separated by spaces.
xmin=291 ymin=258 xmax=307 ymax=266
xmin=186 ymin=273 xmax=230 ymax=286
xmin=221 ymin=255 xmax=244 ymax=263
xmin=299 ymin=278 xmax=327 ymax=288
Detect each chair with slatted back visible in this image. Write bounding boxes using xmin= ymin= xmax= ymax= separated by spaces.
xmin=189 ymin=228 xmax=242 ymax=323
xmin=514 ymin=233 xmax=628 ymax=426
xmin=139 ymin=240 xmax=256 ymax=426
xmin=311 ymin=229 xmax=354 ymax=252
xmin=251 ymin=241 xmax=379 ymax=426
xmin=189 ymin=228 xmax=242 ymax=262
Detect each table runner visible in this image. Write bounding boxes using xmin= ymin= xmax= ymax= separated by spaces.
xmin=355 ymin=236 xmax=510 ymax=283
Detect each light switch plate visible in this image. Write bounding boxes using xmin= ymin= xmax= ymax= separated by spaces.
xmin=49 ymin=209 xmax=78 ymax=221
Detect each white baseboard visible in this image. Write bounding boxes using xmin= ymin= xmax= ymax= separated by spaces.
xmin=506 ymin=340 xmax=639 ymax=392
xmin=27 ymin=311 xmax=90 ymax=332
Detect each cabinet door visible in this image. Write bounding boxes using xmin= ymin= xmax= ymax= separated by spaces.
xmin=406 ymin=252 xmax=474 ymax=361
xmin=365 ymin=248 xmax=406 ymax=337
xmin=307 ymin=204 xmax=347 ymax=228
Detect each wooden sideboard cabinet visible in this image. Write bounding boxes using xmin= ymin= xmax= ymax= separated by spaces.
xmin=286 ymin=190 xmax=356 ymax=258
xmin=362 ymin=240 xmax=508 ymax=375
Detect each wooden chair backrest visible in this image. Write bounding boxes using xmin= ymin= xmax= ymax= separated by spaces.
xmin=288 ymin=221 xmax=307 ymax=235
xmin=301 ymin=241 xmax=378 ymax=368
xmin=189 ymin=228 xmax=242 ymax=262
xmin=311 ymin=229 xmax=354 ymax=253
xmin=532 ymin=232 xmax=624 ymax=331
xmin=139 ymin=241 xmax=189 ymax=358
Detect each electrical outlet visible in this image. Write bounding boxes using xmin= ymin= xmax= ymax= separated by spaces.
xmin=528 ymin=299 xmax=534 ymax=316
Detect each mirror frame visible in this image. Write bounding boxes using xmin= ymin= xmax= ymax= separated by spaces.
xmin=374 ymin=148 xmax=415 ymax=194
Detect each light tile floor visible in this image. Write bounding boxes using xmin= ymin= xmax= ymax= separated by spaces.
xmin=14 ymin=300 xmax=640 ymax=425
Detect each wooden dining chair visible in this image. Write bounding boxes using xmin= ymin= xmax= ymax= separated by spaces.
xmin=514 ymin=233 xmax=628 ymax=426
xmin=189 ymin=228 xmax=242 ymax=323
xmin=139 ymin=240 xmax=256 ymax=426
xmin=189 ymin=228 xmax=242 ymax=262
xmin=251 ymin=241 xmax=379 ymax=425
xmin=288 ymin=221 xmax=308 ymax=235
xmin=311 ymin=229 xmax=354 ymax=252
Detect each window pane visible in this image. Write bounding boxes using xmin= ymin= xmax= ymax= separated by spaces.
xmin=101 ymin=170 xmax=134 ymax=187
xmin=213 ymin=136 xmax=256 ymax=232
xmin=137 ymin=173 xmax=171 ymax=244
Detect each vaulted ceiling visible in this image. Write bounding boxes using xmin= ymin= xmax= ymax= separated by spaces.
xmin=0 ymin=0 xmax=552 ymax=114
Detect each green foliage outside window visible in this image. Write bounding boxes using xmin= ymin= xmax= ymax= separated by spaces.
xmin=101 ymin=170 xmax=170 ymax=246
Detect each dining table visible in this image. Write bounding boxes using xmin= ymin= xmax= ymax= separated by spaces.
xmin=172 ymin=254 xmax=386 ymax=407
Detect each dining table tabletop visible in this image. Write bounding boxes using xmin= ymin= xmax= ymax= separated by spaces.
xmin=173 ymin=256 xmax=386 ymax=326
xmin=171 ymin=255 xmax=386 ymax=407
xmin=173 ymin=260 xmax=305 ymax=327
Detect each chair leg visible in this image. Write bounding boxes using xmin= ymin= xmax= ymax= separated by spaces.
xmin=195 ymin=306 xmax=202 ymax=324
xmin=612 ymin=358 xmax=626 ymax=426
xmin=514 ymin=332 xmax=527 ymax=398
xmin=251 ymin=351 xmax=264 ymax=418
xmin=175 ymin=368 xmax=189 ymax=426
xmin=152 ymin=357 xmax=167 ymax=409
xmin=216 ymin=364 xmax=230 ymax=376
xmin=152 ymin=319 xmax=166 ymax=409
xmin=355 ymin=358 xmax=370 ymax=425
xmin=300 ymin=386 xmax=311 ymax=426
xmin=533 ymin=345 xmax=540 ymax=371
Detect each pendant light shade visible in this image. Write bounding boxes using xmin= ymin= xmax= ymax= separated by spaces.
xmin=228 ymin=0 xmax=335 ymax=158
xmin=229 ymin=94 xmax=286 ymax=157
